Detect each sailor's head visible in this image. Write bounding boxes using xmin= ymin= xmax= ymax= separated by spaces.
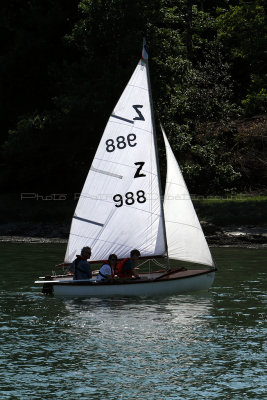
xmin=130 ymin=249 xmax=140 ymax=261
xmin=81 ymin=246 xmax=91 ymax=259
xmin=108 ymin=254 xmax=118 ymax=264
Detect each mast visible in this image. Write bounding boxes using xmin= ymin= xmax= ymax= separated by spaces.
xmin=142 ymin=39 xmax=170 ymax=266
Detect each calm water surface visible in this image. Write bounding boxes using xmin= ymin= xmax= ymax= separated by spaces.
xmin=0 ymin=244 xmax=266 ymax=399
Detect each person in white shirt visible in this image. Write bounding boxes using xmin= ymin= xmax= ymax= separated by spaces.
xmin=97 ymin=254 xmax=118 ymax=282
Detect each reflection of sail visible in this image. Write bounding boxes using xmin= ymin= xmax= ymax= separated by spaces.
xmin=64 ymin=295 xmax=213 ymax=338
xmin=65 ymin=57 xmax=166 ymax=262
xmin=164 ymin=295 xmax=213 ymax=327
xmin=162 ymin=127 xmax=214 ymax=267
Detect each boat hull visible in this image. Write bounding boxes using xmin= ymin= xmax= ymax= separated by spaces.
xmin=39 ymin=269 xmax=216 ymax=298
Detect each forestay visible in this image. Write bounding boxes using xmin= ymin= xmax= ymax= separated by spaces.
xmin=65 ymin=51 xmax=166 ymax=262
xmin=162 ymin=128 xmax=215 ymax=267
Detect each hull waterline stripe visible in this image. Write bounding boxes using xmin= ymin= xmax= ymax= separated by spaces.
xmin=50 ymin=269 xmax=216 ymax=286
xmin=91 ymin=166 xmax=123 ymax=179
xmin=111 ymin=114 xmax=134 ymax=124
xmin=73 ymin=216 xmax=104 ymax=227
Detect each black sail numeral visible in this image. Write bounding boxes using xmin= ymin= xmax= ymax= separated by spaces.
xmin=113 ymin=194 xmax=123 ymax=207
xmin=113 ymin=191 xmax=146 ymax=207
xmin=136 ymin=190 xmax=146 ymax=203
xmin=109 ymin=105 xmax=147 ymax=208
xmin=105 ymin=134 xmax=136 ymax=152
xmin=105 ymin=105 xmax=145 ymax=153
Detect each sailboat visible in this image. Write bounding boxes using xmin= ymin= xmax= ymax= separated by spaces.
xmin=35 ymin=42 xmax=216 ymax=297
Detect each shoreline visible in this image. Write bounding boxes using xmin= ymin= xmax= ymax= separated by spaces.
xmin=0 ymin=237 xmax=266 ymax=249
xmin=0 ymin=222 xmax=266 ymax=248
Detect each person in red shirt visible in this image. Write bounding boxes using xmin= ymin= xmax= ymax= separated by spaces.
xmin=116 ymin=249 xmax=140 ymax=279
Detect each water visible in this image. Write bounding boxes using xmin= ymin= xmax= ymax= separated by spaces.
xmin=0 ymin=243 xmax=266 ymax=399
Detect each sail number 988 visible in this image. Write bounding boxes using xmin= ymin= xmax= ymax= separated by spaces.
xmin=106 ymin=134 xmax=136 ymax=152
xmin=113 ymin=191 xmax=146 ymax=207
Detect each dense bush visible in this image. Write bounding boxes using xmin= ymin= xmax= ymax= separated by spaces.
xmin=0 ymin=0 xmax=266 ymax=194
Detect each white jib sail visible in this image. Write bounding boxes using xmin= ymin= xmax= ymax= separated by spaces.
xmin=65 ymin=56 xmax=166 ymax=262
xmin=162 ymin=128 xmax=215 ymax=267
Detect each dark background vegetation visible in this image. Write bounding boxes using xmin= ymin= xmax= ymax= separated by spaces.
xmin=0 ymin=0 xmax=266 ymax=197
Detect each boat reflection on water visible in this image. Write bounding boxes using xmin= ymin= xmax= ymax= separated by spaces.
xmin=60 ymin=292 xmax=215 ymax=339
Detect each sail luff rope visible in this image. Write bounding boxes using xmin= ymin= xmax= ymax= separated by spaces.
xmin=143 ymin=39 xmax=170 ymax=269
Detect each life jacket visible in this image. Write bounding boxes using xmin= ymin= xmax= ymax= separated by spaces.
xmin=115 ymin=258 xmax=132 ymax=278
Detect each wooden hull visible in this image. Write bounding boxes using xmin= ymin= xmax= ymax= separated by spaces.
xmin=36 ymin=269 xmax=216 ymax=298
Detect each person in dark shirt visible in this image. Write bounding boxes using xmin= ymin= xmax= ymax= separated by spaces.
xmin=116 ymin=249 xmax=140 ymax=279
xmin=68 ymin=246 xmax=92 ymax=280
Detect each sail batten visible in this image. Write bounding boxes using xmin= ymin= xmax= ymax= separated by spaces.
xmin=165 ymin=220 xmax=203 ymax=230
xmin=91 ymin=166 xmax=123 ymax=179
xmin=73 ymin=216 xmax=104 ymax=227
xmin=111 ymin=115 xmax=134 ymax=124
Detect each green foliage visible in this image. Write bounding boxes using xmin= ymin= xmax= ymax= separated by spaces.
xmin=217 ymin=1 xmax=265 ymax=61
xmin=151 ymin=4 xmax=240 ymax=193
xmin=241 ymin=80 xmax=267 ymax=116
xmin=217 ymin=0 xmax=266 ymax=114
xmin=0 ymin=0 xmax=266 ymax=195
xmin=194 ymin=197 xmax=267 ymax=226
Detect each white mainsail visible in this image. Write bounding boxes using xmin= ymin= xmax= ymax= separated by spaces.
xmin=162 ymin=128 xmax=215 ymax=267
xmin=65 ymin=51 xmax=166 ymax=262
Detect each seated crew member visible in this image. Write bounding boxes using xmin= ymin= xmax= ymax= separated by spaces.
xmin=97 ymin=254 xmax=118 ymax=283
xmin=116 ymin=249 xmax=140 ymax=279
xmin=68 ymin=246 xmax=92 ymax=280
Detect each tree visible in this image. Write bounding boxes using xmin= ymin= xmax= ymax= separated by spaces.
xmin=217 ymin=0 xmax=266 ymax=115
xmin=1 ymin=0 xmax=266 ymax=195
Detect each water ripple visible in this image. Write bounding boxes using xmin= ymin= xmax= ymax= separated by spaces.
xmin=0 ymin=245 xmax=266 ymax=399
